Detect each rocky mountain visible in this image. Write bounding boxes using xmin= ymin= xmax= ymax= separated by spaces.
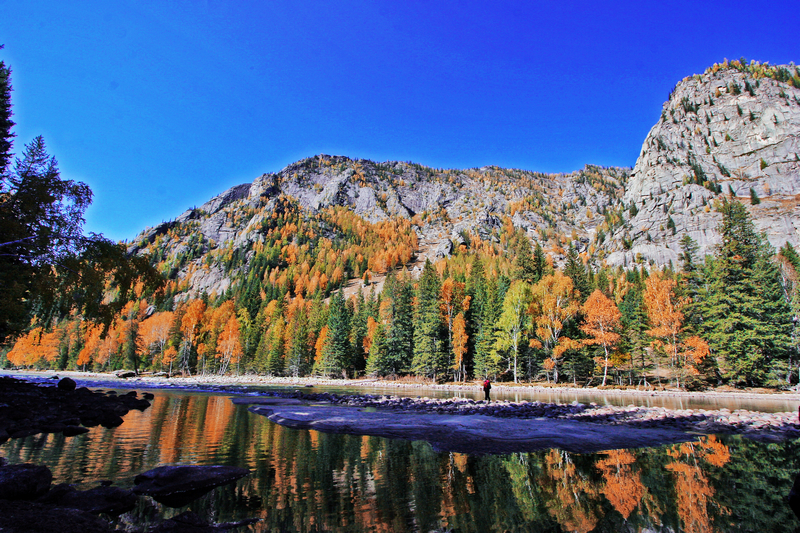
xmin=609 ymin=60 xmax=800 ymax=265
xmin=130 ymin=60 xmax=800 ymax=300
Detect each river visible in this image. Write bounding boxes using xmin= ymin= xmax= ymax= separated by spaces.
xmin=2 ymin=379 xmax=800 ymax=532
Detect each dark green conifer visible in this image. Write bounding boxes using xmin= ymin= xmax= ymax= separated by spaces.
xmin=532 ymin=241 xmax=548 ymax=282
xmin=0 ymin=49 xmax=13 ymax=173
xmin=699 ymin=200 xmax=793 ymax=385
xmin=513 ymin=232 xmax=540 ymax=283
xmin=325 ymin=289 xmax=352 ymax=377
xmin=383 ymin=271 xmax=414 ymax=375
xmin=412 ymin=260 xmax=445 ymax=379
xmin=349 ymin=290 xmax=368 ymax=375
xmin=564 ymin=245 xmax=592 ymax=302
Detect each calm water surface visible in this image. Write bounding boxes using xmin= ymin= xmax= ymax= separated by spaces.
xmin=2 ymin=386 xmax=800 ymax=532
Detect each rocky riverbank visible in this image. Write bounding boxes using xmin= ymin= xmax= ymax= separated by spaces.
xmin=3 ymin=370 xmax=800 ymax=448
xmin=6 ymin=369 xmax=800 ymax=404
xmin=0 ymin=375 xmax=152 ymax=445
xmin=237 ymin=389 xmax=800 ymax=450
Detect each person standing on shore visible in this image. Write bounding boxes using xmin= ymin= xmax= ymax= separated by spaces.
xmin=483 ymin=379 xmax=491 ymax=401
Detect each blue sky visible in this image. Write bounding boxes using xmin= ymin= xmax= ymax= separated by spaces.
xmin=1 ymin=1 xmax=798 ymax=241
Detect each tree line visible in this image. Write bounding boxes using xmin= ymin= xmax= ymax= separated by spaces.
xmin=5 ymin=195 xmax=797 ymax=389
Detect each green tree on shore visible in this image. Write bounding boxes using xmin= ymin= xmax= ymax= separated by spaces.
xmin=699 ymin=200 xmax=793 ymax=386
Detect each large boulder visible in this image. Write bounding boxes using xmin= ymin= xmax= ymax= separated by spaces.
xmin=57 ymin=377 xmax=77 ymax=391
xmin=133 ymin=465 xmax=250 ymax=508
xmin=0 ymin=464 xmax=52 ymax=500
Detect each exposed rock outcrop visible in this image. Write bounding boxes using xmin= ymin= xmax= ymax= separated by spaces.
xmin=127 ymin=61 xmax=800 ymax=298
xmin=609 ymin=61 xmax=800 ymax=265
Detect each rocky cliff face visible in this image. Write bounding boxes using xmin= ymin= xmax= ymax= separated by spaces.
xmin=129 ymin=60 xmax=800 ymax=299
xmin=607 ymin=61 xmax=800 ymax=266
xmin=130 ymin=158 xmax=628 ymax=298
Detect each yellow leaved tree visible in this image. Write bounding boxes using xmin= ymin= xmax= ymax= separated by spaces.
xmin=581 ymin=289 xmax=621 ymax=386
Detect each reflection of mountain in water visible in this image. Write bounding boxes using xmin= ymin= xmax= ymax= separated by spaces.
xmin=0 ymin=389 xmax=796 ymax=532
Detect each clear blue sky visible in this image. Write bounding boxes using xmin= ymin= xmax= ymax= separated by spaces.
xmin=1 ymin=1 xmax=798 ymax=242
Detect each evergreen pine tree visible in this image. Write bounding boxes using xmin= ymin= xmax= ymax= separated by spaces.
xmin=465 ymin=258 xmax=487 ymax=378
xmin=618 ymin=282 xmax=649 ymax=384
xmin=383 ymin=271 xmax=414 ymax=375
xmin=364 ymin=320 xmax=387 ymax=375
xmin=412 ymin=260 xmax=445 ymax=379
xmin=513 ymin=232 xmax=538 ymax=283
xmin=700 ymin=200 xmax=793 ymax=385
xmin=475 ymin=273 xmax=501 ymax=378
xmin=349 ymin=290 xmax=368 ymax=375
xmin=325 ymin=289 xmax=352 ymax=377
xmin=564 ymin=245 xmax=592 ymax=302
xmin=532 ymin=241 xmax=548 ymax=282
xmin=0 ymin=48 xmax=13 ymax=174
xmin=285 ymin=307 xmax=310 ymax=377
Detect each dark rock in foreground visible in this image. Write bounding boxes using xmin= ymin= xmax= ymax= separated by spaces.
xmin=133 ymin=465 xmax=250 ymax=508
xmin=58 ymin=376 xmax=77 ymax=391
xmin=0 ymin=499 xmax=112 ymax=533
xmin=148 ymin=511 xmax=259 ymax=532
xmin=0 ymin=462 xmax=255 ymax=532
xmin=0 ymin=376 xmax=151 ymax=444
xmin=0 ymin=463 xmax=52 ymax=500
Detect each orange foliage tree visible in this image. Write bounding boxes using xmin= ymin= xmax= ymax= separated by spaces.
xmin=581 ymin=289 xmax=622 ymax=386
xmin=644 ymin=273 xmax=710 ymax=388
xmin=440 ymin=277 xmax=471 ymax=380
xmin=7 ymin=327 xmax=61 ymax=367
xmin=77 ymin=324 xmax=103 ymax=368
xmin=216 ymin=315 xmax=243 ymax=374
xmin=179 ymin=299 xmax=207 ymax=375
xmin=529 ymin=271 xmax=580 ymax=383
xmin=451 ymin=312 xmax=468 ymax=381
xmin=137 ymin=311 xmax=174 ymax=370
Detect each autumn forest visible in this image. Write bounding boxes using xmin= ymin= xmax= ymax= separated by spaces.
xmin=3 ymin=189 xmax=798 ymax=390
xmin=2 ymin=51 xmax=800 ymax=391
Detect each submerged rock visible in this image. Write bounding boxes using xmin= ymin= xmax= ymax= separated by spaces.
xmin=38 ymin=483 xmax=137 ymax=516
xmin=133 ymin=465 xmax=250 ymax=508
xmin=0 ymin=499 xmax=111 ymax=533
xmin=148 ymin=511 xmax=259 ymax=532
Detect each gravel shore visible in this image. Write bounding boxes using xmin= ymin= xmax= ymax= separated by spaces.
xmin=239 ymin=389 xmax=800 ymax=444
xmin=4 ymin=369 xmax=800 ymax=446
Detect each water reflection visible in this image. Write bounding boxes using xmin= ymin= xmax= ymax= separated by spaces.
xmin=2 ymin=390 xmax=800 ymax=532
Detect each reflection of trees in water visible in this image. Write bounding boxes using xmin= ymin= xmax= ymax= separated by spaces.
xmin=6 ymin=393 xmax=800 ymax=532
xmin=541 ymin=449 xmax=601 ymax=532
xmin=665 ymin=436 xmax=731 ymax=533
xmin=596 ymin=449 xmax=645 ymax=520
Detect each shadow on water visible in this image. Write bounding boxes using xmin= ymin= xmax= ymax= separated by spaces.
xmin=2 ymin=389 xmax=800 ymax=532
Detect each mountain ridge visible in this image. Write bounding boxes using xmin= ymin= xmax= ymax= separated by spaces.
xmin=130 ymin=60 xmax=800 ymax=301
